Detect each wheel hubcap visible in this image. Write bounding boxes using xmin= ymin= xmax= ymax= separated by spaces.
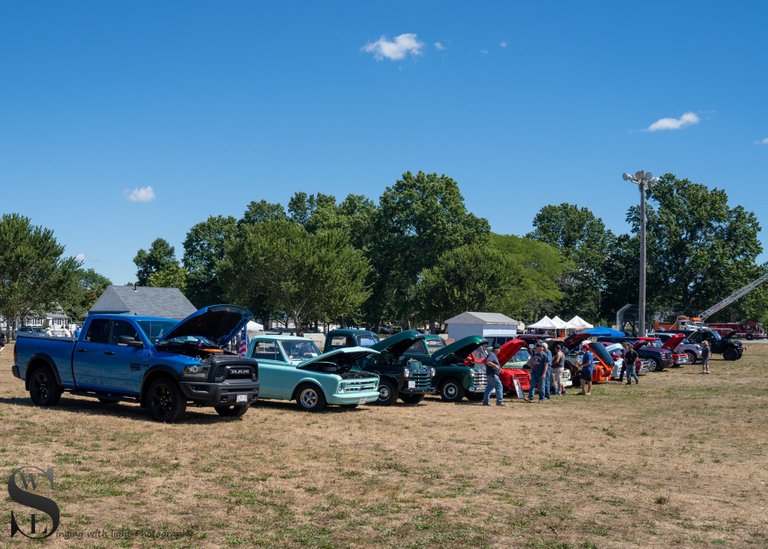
xmin=378 ymin=385 xmax=390 ymax=401
xmin=444 ymin=384 xmax=457 ymax=398
xmin=153 ymin=385 xmax=173 ymax=414
xmin=301 ymin=389 xmax=318 ymax=408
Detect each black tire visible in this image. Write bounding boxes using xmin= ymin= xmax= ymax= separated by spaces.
xmin=214 ymin=404 xmax=249 ymax=417
xmin=399 ymin=393 xmax=424 ymax=405
xmin=439 ymin=379 xmax=465 ymax=402
xmin=296 ymin=383 xmax=327 ymax=412
xmin=653 ymin=358 xmax=664 ymax=372
xmin=685 ymin=351 xmax=697 ymax=364
xmin=465 ymin=392 xmax=484 ymax=402
xmin=145 ymin=377 xmax=187 ymax=422
xmin=375 ymin=379 xmax=399 ymax=406
xmin=723 ymin=347 xmax=741 ymax=361
xmin=29 ymin=366 xmax=62 ymax=406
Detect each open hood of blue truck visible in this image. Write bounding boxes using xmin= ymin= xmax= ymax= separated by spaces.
xmin=159 ymin=304 xmax=253 ymax=347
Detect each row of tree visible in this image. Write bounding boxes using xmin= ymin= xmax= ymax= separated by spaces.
xmin=131 ymin=171 xmax=768 ymax=330
xmin=1 ymin=172 xmax=764 ymax=335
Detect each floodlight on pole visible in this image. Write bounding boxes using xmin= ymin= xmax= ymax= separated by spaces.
xmin=623 ymin=170 xmax=659 ymax=336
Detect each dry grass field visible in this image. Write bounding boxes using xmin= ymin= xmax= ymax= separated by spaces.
xmin=1 ymin=341 xmax=767 ymax=548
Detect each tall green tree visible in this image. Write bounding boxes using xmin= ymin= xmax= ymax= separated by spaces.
xmin=219 ymin=220 xmax=370 ymax=330
xmin=528 ymin=203 xmax=615 ymax=321
xmin=367 ymin=171 xmax=490 ymax=324
xmin=59 ymin=268 xmax=112 ymax=320
xmin=241 ymin=200 xmax=287 ymax=225
xmin=489 ymin=234 xmax=570 ymax=321
xmin=147 ymin=263 xmax=187 ymax=292
xmin=0 ymin=214 xmax=81 ymax=331
xmin=133 ymin=238 xmax=178 ymax=285
xmin=182 ymin=215 xmax=238 ymax=307
xmin=633 ymin=174 xmax=764 ymax=319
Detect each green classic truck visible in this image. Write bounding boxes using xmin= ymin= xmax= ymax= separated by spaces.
xmin=323 ymin=329 xmax=435 ymax=405
xmin=405 ymin=335 xmax=489 ymax=402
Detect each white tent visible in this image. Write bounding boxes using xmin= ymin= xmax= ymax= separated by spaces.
xmin=551 ymin=316 xmax=568 ymax=330
xmin=566 ymin=315 xmax=593 ymax=330
xmin=246 ymin=320 xmax=264 ymax=337
xmin=528 ymin=316 xmax=557 ymax=330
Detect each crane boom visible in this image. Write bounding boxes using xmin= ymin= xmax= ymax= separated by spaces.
xmin=699 ymin=272 xmax=768 ymax=320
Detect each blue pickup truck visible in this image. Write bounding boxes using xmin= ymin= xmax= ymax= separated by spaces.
xmin=12 ymin=304 xmax=260 ymax=422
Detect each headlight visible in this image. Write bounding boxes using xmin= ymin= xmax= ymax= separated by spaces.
xmin=429 ymin=368 xmax=436 ymax=378
xmin=182 ymin=363 xmax=209 ymax=379
xmin=469 ymin=370 xmax=475 ymax=378
xmin=403 ymin=368 xmax=410 ymax=378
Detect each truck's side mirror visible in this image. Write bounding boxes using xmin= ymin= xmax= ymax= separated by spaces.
xmin=118 ymin=335 xmax=143 ymax=348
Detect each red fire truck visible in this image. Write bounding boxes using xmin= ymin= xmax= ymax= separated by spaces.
xmin=706 ymin=321 xmax=766 ymax=340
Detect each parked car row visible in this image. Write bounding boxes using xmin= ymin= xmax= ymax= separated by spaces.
xmin=11 ymin=305 xmax=738 ymax=421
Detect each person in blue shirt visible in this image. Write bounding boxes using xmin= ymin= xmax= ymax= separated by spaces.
xmin=482 ymin=345 xmax=504 ymax=406
xmin=541 ymin=341 xmax=552 ymax=399
xmin=579 ymin=342 xmax=595 ymax=395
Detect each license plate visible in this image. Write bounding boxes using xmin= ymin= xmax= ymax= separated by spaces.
xmin=408 ymin=381 xmax=416 ymax=389
xmin=359 ymin=397 xmax=367 ymax=404
xmin=236 ymin=394 xmax=248 ymax=403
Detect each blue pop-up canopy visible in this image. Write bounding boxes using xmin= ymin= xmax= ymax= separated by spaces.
xmin=582 ymin=326 xmax=625 ymax=337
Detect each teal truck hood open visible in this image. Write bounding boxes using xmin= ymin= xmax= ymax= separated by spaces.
xmin=159 ymin=304 xmax=253 ymax=347
xmin=369 ymin=330 xmax=424 ymax=357
xmin=298 ymin=347 xmax=379 ymax=373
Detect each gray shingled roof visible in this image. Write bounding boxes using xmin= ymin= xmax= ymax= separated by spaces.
xmin=444 ymin=311 xmax=519 ymax=325
xmin=89 ymin=285 xmax=197 ymax=320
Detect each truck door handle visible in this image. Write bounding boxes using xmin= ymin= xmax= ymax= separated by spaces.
xmin=104 ymin=351 xmax=116 ymax=356
xmin=77 ymin=348 xmax=88 ymax=353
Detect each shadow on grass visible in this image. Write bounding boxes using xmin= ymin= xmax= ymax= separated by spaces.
xmin=0 ymin=395 xmax=238 ymax=424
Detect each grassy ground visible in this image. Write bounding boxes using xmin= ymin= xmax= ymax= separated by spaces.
xmin=1 ymin=341 xmax=767 ymax=548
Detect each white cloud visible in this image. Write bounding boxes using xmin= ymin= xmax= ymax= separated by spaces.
xmin=480 ymin=49 xmax=489 ymax=55
xmin=754 ymin=137 xmax=768 ymax=145
xmin=125 ymin=185 xmax=156 ymax=203
xmin=499 ymin=41 xmax=508 ymax=48
xmin=647 ymin=111 xmax=700 ymax=132
xmin=75 ymin=253 xmax=86 ymax=262
xmin=362 ymin=33 xmax=424 ymax=61
xmin=434 ymin=41 xmax=445 ymax=51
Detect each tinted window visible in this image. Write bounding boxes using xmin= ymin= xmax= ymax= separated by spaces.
xmin=425 ymin=338 xmax=445 ymax=353
xmin=357 ymin=336 xmax=378 ymax=347
xmin=85 ymin=319 xmax=110 ymax=344
xmin=111 ymin=320 xmax=140 ymax=345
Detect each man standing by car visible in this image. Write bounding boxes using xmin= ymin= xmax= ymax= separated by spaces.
xmin=579 ymin=342 xmax=594 ymax=395
xmin=526 ymin=343 xmax=547 ymax=402
xmin=701 ymin=340 xmax=711 ymax=374
xmin=551 ymin=343 xmax=566 ymax=395
xmin=623 ymin=342 xmax=640 ymax=385
xmin=482 ymin=345 xmax=504 ymax=406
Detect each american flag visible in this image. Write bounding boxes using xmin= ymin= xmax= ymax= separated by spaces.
xmin=238 ymin=326 xmax=248 ymax=356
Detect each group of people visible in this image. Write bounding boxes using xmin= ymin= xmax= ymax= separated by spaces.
xmin=480 ymin=335 xmax=715 ymax=407
xmin=481 ymin=340 xmax=570 ymax=406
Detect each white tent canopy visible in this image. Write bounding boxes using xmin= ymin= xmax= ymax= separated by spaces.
xmin=551 ymin=316 xmax=568 ymax=330
xmin=528 ymin=316 xmax=556 ymax=330
xmin=246 ymin=320 xmax=264 ymax=337
xmin=566 ymin=315 xmax=593 ymax=330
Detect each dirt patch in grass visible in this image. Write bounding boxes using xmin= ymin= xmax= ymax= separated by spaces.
xmin=1 ymin=342 xmax=767 ymax=547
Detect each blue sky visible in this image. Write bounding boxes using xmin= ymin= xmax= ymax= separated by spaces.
xmin=2 ymin=1 xmax=767 ymax=284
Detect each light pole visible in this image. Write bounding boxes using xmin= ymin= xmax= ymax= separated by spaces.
xmin=622 ymin=170 xmax=658 ymax=336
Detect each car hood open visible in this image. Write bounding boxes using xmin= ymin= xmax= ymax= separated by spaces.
xmin=497 ymin=339 xmax=526 ymax=367
xmin=562 ymin=332 xmax=592 ymax=351
xmin=159 ymin=304 xmax=252 ymax=346
xmin=431 ymin=336 xmax=486 ymax=365
xmin=297 ymin=346 xmax=379 ymax=372
xmin=660 ymin=333 xmax=685 ymax=350
xmin=370 ymin=330 xmax=424 ymax=357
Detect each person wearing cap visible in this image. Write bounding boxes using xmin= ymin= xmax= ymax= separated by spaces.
xmin=525 ymin=343 xmax=547 ymax=402
xmin=701 ymin=340 xmax=711 ymax=374
xmin=579 ymin=341 xmax=594 ymax=395
xmin=482 ymin=344 xmax=504 ymax=406
xmin=623 ymin=342 xmax=640 ymax=385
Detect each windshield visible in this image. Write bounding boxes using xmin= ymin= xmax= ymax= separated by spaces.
xmin=513 ymin=348 xmax=531 ymax=362
xmin=425 ymin=338 xmax=445 ymax=354
xmin=356 ymin=335 xmax=379 ymax=347
xmin=709 ymin=330 xmax=722 ymax=341
xmin=137 ymin=320 xmax=178 ymax=344
xmin=282 ymin=340 xmax=321 ymax=360
xmin=159 ymin=334 xmax=219 ymax=347
xmin=643 ymin=339 xmax=662 ymax=348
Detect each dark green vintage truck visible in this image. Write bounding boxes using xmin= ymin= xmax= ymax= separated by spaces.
xmin=323 ymin=329 xmax=434 ymax=405
xmin=404 ymin=335 xmax=489 ymax=402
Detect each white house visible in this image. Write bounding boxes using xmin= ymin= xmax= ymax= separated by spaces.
xmin=444 ymin=311 xmax=521 ymax=341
